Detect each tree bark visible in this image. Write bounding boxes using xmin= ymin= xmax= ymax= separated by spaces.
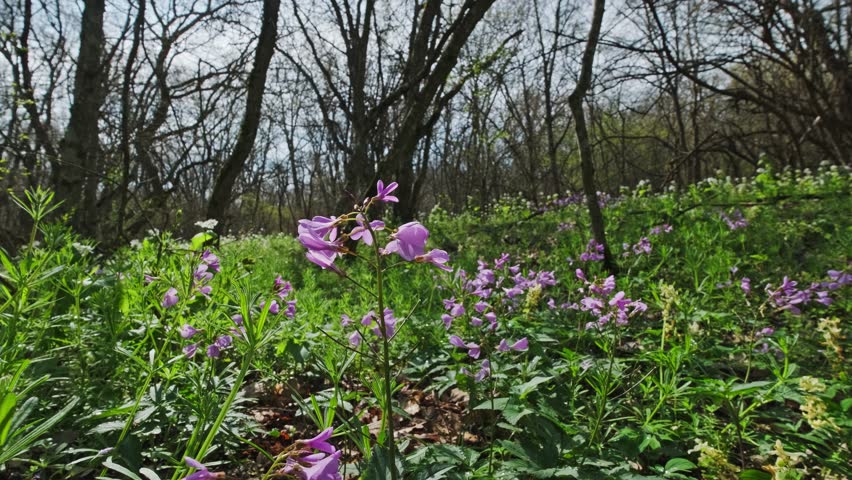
xmin=54 ymin=0 xmax=107 ymax=236
xmin=567 ymin=0 xmax=616 ymax=274
xmin=206 ymin=0 xmax=280 ymax=229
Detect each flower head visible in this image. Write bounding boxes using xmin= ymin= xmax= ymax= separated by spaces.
xmin=383 ymin=222 xmax=429 ymax=261
xmin=162 ymin=288 xmax=179 ymax=309
xmin=182 ymin=457 xmax=224 ymax=480
xmin=372 ymin=180 xmax=399 ymax=203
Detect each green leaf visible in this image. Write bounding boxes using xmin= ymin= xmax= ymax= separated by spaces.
xmin=664 ymin=458 xmax=697 ymax=473
xmin=511 ymin=376 xmax=553 ymax=399
xmin=0 ymin=392 xmax=17 ymax=445
xmin=190 ymin=232 xmax=214 ymax=251
xmin=473 ymin=397 xmax=510 ymax=410
xmin=739 ymin=469 xmax=772 ymax=480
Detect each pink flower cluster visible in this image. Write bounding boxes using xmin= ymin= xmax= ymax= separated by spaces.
xmin=578 ymin=239 xmax=605 ymax=262
xmin=574 ymin=269 xmax=647 ymax=330
xmin=275 ymin=427 xmax=342 ymax=480
xmin=720 ymin=210 xmax=748 ymax=230
xmin=343 ymin=308 xmax=398 ymax=346
xmin=297 ymin=180 xmax=451 ymax=273
xmin=441 ymin=253 xmax=541 ymax=382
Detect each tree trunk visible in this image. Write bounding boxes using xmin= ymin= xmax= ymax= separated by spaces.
xmin=567 ymin=0 xmax=616 ymax=274
xmin=206 ymin=0 xmax=280 ymax=229
xmin=54 ymin=0 xmax=107 ymax=236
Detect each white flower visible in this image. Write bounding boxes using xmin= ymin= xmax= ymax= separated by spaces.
xmin=194 ymin=219 xmax=219 ymax=230
xmin=162 ymin=181 xmax=174 ymax=190
xmin=72 ymin=242 xmax=94 ymax=255
xmin=129 ymin=239 xmax=142 ymax=249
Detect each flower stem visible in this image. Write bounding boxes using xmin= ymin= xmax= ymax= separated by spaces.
xmin=367 ymin=218 xmax=398 ymax=480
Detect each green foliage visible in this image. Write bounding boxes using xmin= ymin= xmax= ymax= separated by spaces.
xmin=0 ymin=166 xmax=850 ymax=478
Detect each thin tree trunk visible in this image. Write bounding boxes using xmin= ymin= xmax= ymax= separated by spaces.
xmin=117 ymin=0 xmax=146 ymax=242
xmin=567 ymin=0 xmax=616 ymax=274
xmin=206 ymin=0 xmax=280 ymax=229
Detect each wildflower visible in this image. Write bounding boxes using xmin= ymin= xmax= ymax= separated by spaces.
xmin=260 ymin=300 xmax=280 ymax=315
xmin=194 ymin=219 xmax=219 ymax=230
xmin=215 ymin=335 xmax=232 ymax=349
xmin=470 ymin=359 xmax=491 ymax=382
xmin=179 ymin=324 xmax=201 ymax=339
xmin=756 ymin=327 xmax=774 ymax=338
xmin=206 ymin=344 xmax=221 ymax=358
xmin=741 ymin=277 xmax=751 ymax=295
xmin=285 ymin=300 xmax=297 ymax=318
xmin=449 ymin=335 xmax=480 ymax=359
xmin=349 ymin=331 xmax=362 ymax=346
xmin=181 ymin=457 xmax=224 ymax=480
xmin=297 ymin=451 xmax=343 ymax=480
xmin=298 ymin=217 xmax=343 ymax=270
xmin=497 ymin=338 xmax=528 ymax=352
xmin=349 ymin=216 xmax=385 ymax=246
xmin=720 ymin=210 xmax=748 ymax=230
xmin=231 ymin=314 xmax=244 ymax=326
xmin=383 ymin=222 xmax=429 ymax=261
xmin=298 ymin=427 xmax=336 ymax=454
xmin=579 ymin=239 xmax=605 ymax=262
xmin=273 ymin=276 xmax=293 ymax=298
xmin=72 ymin=242 xmax=94 ymax=255
xmin=162 ymin=288 xmax=179 ymax=309
xmin=183 ymin=343 xmax=198 ymax=358
xmin=144 ymin=274 xmax=158 ymax=285
xmin=798 ymin=376 xmax=826 ymax=393
xmin=200 ymin=250 xmax=220 ymax=273
xmin=441 ymin=314 xmax=453 ymax=329
xmin=340 ymin=314 xmax=353 ymax=327
xmin=372 ymin=180 xmax=399 ymax=203
xmin=415 ymin=249 xmax=452 ymax=271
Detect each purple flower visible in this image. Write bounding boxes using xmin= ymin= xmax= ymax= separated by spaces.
xmin=182 ymin=457 xmax=224 ymax=480
xmin=497 ymin=338 xmax=528 ymax=352
xmin=298 ymin=427 xmax=336 ymax=454
xmin=579 ymin=239 xmax=605 ymax=262
xmin=285 ymin=300 xmax=297 ymax=318
xmin=373 ymin=180 xmax=399 ymax=203
xmin=448 ymin=335 xmax=480 ymax=358
xmin=341 ymin=314 xmax=353 ymax=327
xmin=474 ymin=301 xmax=489 ymax=313
xmin=416 ymin=249 xmax=452 ymax=271
xmin=349 ymin=331 xmax=362 ymax=346
xmin=741 ymin=277 xmax=751 ymax=295
xmin=206 ymin=344 xmax=220 ymax=358
xmin=194 ymin=264 xmax=213 ymax=283
xmin=274 ymin=276 xmax=293 ymax=299
xmin=474 ymin=360 xmax=491 ymax=382
xmin=383 ymin=222 xmax=429 ymax=261
xmin=756 ymin=327 xmax=774 ymax=337
xmin=183 ymin=343 xmax=198 ymax=358
xmin=201 ymin=250 xmax=220 ymax=273
xmin=261 ymin=300 xmax=280 ymax=315
xmin=298 ymin=217 xmax=343 ymax=270
xmin=301 ymin=450 xmax=342 ymax=480
xmin=179 ymin=324 xmax=201 ymax=339
xmin=215 ymin=335 xmax=232 ymax=349
xmin=510 ymin=338 xmax=529 ymax=351
xmin=162 ymin=288 xmax=179 ymax=309
xmin=231 ymin=314 xmax=244 ymax=326
xmin=441 ymin=314 xmax=453 ymax=329
xmin=350 ymin=216 xmax=385 ymax=246
xmin=144 ymin=274 xmax=158 ymax=285
xmin=721 ymin=210 xmax=748 ymax=230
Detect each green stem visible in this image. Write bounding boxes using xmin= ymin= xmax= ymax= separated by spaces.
xmin=367 ymin=217 xmax=397 ymax=480
xmin=173 ymin=350 xmax=255 ymax=480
